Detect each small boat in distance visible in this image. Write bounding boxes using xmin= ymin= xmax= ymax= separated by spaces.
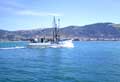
xmin=27 ymin=17 xmax=74 ymax=48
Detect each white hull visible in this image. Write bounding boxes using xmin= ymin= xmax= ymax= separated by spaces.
xmin=28 ymin=40 xmax=74 ymax=48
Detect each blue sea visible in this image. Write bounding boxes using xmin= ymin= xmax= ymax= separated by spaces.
xmin=0 ymin=41 xmax=120 ymax=82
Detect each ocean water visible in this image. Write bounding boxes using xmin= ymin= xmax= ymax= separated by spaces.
xmin=0 ymin=41 xmax=120 ymax=82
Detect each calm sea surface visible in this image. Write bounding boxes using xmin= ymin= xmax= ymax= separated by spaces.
xmin=0 ymin=41 xmax=120 ymax=82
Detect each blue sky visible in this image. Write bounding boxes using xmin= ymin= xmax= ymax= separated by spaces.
xmin=0 ymin=0 xmax=120 ymax=30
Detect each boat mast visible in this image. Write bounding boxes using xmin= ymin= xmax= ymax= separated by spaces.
xmin=57 ymin=18 xmax=60 ymax=41
xmin=52 ymin=16 xmax=60 ymax=43
xmin=53 ymin=16 xmax=57 ymax=43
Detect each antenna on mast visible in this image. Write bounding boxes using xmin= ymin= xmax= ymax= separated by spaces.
xmin=53 ymin=16 xmax=57 ymax=28
xmin=58 ymin=18 xmax=60 ymax=28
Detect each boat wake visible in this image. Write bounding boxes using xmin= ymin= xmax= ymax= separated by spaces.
xmin=0 ymin=46 xmax=25 ymax=50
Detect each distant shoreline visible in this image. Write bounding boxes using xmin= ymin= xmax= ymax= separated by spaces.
xmin=0 ymin=39 xmax=120 ymax=42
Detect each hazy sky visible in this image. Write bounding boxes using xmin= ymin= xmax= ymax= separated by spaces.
xmin=0 ymin=0 xmax=120 ymax=30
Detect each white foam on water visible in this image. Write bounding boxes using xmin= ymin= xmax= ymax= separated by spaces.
xmin=50 ymin=40 xmax=74 ymax=48
xmin=0 ymin=46 xmax=25 ymax=50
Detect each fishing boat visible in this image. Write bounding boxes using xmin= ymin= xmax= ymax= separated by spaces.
xmin=27 ymin=17 xmax=74 ymax=48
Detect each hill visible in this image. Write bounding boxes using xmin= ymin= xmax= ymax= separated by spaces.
xmin=1 ymin=23 xmax=120 ymax=41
